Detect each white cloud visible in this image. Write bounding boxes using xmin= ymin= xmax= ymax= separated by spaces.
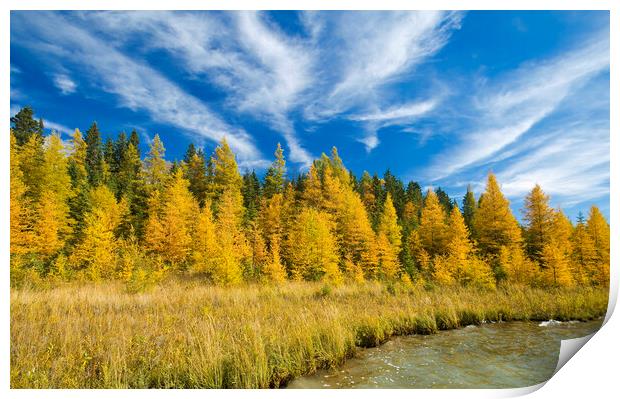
xmin=305 ymin=11 xmax=462 ymax=121
xmin=426 ymin=33 xmax=610 ymax=181
xmin=12 ymin=12 xmax=265 ymax=165
xmin=350 ymin=100 xmax=438 ymax=122
xmin=80 ymin=11 xmax=314 ymax=166
xmin=349 ymin=99 xmax=439 ymax=151
xmin=43 ymin=119 xmax=74 ymax=137
xmin=85 ymin=11 xmax=460 ymax=159
xmin=53 ymin=74 xmax=77 ymax=94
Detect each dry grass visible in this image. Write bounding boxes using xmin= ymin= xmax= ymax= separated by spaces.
xmin=10 ymin=279 xmax=608 ymax=388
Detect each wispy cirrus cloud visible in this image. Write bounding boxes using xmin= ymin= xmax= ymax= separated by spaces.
xmin=304 ymin=12 xmax=461 ymax=119
xmin=11 ymin=11 xmax=266 ymax=167
xmin=83 ymin=11 xmax=460 ymax=162
xmin=349 ymin=99 xmax=439 ymax=150
xmin=53 ymin=74 xmax=77 ymax=95
xmin=82 ymin=11 xmax=314 ymax=166
xmin=425 ymin=32 xmax=609 ymax=182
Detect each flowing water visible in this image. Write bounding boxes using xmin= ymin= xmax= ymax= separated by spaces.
xmin=288 ymin=319 xmax=602 ymax=389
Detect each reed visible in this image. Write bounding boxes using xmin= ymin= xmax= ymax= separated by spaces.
xmin=10 ymin=280 xmax=608 ymax=388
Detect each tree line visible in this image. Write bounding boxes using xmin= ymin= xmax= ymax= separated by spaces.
xmin=10 ymin=106 xmax=610 ymax=288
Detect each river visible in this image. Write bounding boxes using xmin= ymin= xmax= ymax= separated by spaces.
xmin=288 ymin=319 xmax=602 ymax=389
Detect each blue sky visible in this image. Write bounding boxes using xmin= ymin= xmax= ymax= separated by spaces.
xmin=10 ymin=11 xmax=610 ymax=221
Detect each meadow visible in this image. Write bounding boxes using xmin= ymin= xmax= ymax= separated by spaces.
xmin=10 ymin=279 xmax=608 ymax=388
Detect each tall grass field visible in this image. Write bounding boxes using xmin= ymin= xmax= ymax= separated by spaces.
xmin=10 ymin=280 xmax=608 ymax=388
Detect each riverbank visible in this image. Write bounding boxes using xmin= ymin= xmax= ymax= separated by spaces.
xmin=288 ymin=319 xmax=604 ymax=389
xmin=10 ymin=280 xmax=608 ymax=388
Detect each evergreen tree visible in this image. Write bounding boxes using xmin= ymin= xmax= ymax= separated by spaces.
xmin=67 ymin=129 xmax=91 ymax=245
xmin=129 ymin=129 xmax=141 ymax=157
xmin=10 ymin=106 xmax=44 ymax=146
xmin=383 ymin=170 xmax=406 ymax=219
xmin=145 ymin=134 xmax=168 ymax=191
xmin=241 ymin=171 xmax=261 ymax=223
xmin=184 ymin=148 xmax=209 ymax=208
xmin=462 ymin=185 xmax=477 ymax=235
xmin=84 ymin=122 xmax=104 ymax=186
xmin=263 ymin=143 xmax=286 ymax=198
xmin=435 ymin=187 xmax=453 ymax=215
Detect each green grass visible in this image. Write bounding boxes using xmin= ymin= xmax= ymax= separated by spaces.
xmin=10 ymin=280 xmax=608 ymax=388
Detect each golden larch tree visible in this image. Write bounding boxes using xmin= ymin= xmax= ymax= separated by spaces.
xmin=191 ymin=199 xmax=219 ymax=275
xmin=570 ymin=215 xmax=597 ymax=285
xmin=32 ymin=134 xmax=73 ymax=257
xmin=377 ymin=194 xmax=402 ymax=280
xmin=473 ymin=173 xmax=522 ymax=257
xmin=522 ymin=184 xmax=555 ymax=262
xmin=212 ymin=189 xmax=250 ymax=284
xmin=10 ymin=132 xmax=32 ymax=255
xmin=418 ymin=189 xmax=447 ymax=257
xmin=145 ymin=169 xmax=199 ymax=266
xmin=586 ymin=206 xmax=610 ymax=286
xmin=287 ymin=207 xmax=342 ymax=283
xmin=259 ymin=194 xmax=287 ymax=282
xmin=70 ymin=185 xmax=127 ymax=279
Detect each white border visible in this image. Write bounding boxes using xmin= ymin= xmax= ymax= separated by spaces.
xmin=2 ymin=2 xmax=617 ymax=399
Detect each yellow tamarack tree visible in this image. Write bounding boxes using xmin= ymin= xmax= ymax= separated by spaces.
xmin=586 ymin=206 xmax=610 ymax=286
xmin=145 ymin=169 xmax=199 ymax=266
xmin=210 ymin=137 xmax=244 ymax=208
xmin=522 ymin=184 xmax=555 ymax=263
xmin=247 ymin=221 xmax=269 ymax=279
xmin=541 ymin=209 xmax=574 ymax=287
xmin=418 ymin=190 xmax=447 ymax=258
xmin=213 ymin=189 xmax=250 ymax=285
xmin=70 ymin=185 xmax=127 ymax=279
xmin=259 ymin=194 xmax=287 ymax=282
xmin=338 ymin=190 xmax=378 ymax=279
xmin=286 ymin=207 xmax=342 ymax=283
xmin=10 ymin=132 xmax=32 ymax=255
xmin=570 ymin=214 xmax=597 ymax=285
xmin=500 ymin=245 xmax=538 ymax=285
xmin=473 ymin=173 xmax=522 ymax=257
xmin=301 ymin=164 xmax=324 ymax=209
xmin=32 ymin=134 xmax=73 ymax=257
xmin=377 ymin=194 xmax=402 ymax=280
xmin=191 ymin=199 xmax=219 ymax=275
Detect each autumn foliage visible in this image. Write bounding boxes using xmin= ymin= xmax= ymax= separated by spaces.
xmin=9 ymin=107 xmax=610 ymax=289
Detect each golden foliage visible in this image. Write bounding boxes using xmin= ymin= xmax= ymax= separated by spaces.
xmin=473 ymin=173 xmax=522 ymax=256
